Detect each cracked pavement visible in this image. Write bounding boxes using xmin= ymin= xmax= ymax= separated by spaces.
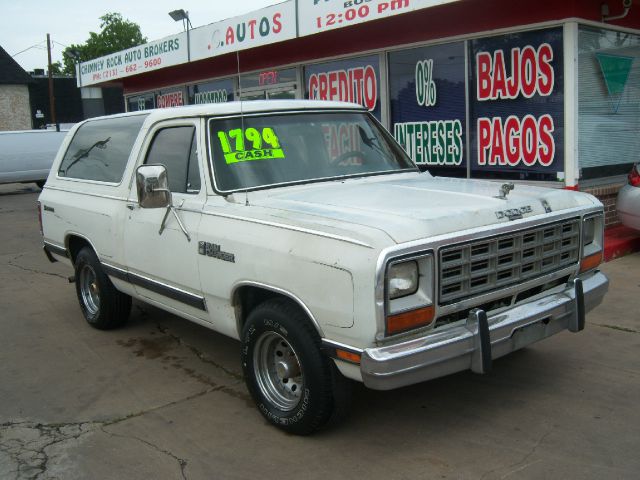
xmin=1 ymin=183 xmax=639 ymax=479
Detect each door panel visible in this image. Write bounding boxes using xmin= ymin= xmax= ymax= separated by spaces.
xmin=123 ymin=121 xmax=208 ymax=320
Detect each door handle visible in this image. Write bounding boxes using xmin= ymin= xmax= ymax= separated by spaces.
xmin=126 ymin=203 xmax=136 ymax=210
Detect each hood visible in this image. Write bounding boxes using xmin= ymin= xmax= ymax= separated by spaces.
xmin=244 ymin=173 xmax=596 ymax=244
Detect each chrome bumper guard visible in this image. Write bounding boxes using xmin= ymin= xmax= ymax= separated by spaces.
xmin=361 ymin=271 xmax=608 ymax=390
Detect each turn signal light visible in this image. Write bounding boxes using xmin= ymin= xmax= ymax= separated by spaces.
xmin=580 ymin=252 xmax=603 ymax=273
xmin=386 ymin=305 xmax=435 ymax=336
xmin=629 ymin=164 xmax=640 ymax=187
xmin=336 ymin=349 xmax=361 ymax=364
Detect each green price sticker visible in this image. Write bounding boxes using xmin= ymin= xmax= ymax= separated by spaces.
xmin=217 ymin=127 xmax=285 ymax=164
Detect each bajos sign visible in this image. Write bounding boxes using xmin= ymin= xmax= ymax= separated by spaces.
xmin=470 ymin=28 xmax=564 ymax=174
xmin=77 ymin=33 xmax=188 ymax=87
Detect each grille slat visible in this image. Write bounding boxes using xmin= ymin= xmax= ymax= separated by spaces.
xmin=439 ymin=219 xmax=580 ymax=305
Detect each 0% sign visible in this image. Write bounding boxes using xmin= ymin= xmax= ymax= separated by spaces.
xmin=415 ymin=59 xmax=437 ymax=108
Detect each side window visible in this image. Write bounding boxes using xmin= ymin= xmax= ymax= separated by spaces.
xmin=145 ymin=126 xmax=200 ymax=194
xmin=58 ymin=114 xmax=148 ymax=182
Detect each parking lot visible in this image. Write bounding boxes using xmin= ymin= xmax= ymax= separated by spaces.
xmin=1 ymin=182 xmax=639 ymax=480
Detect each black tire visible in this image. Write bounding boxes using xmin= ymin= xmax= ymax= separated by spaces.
xmin=35 ymin=180 xmax=45 ymax=189
xmin=74 ymin=247 xmax=131 ymax=330
xmin=241 ymin=298 xmax=351 ymax=435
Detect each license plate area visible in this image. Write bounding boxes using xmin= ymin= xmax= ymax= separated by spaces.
xmin=512 ymin=318 xmax=549 ymax=350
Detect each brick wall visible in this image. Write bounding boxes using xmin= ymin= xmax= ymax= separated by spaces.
xmin=582 ymin=182 xmax=626 ymax=228
xmin=0 ymin=85 xmax=32 ymax=131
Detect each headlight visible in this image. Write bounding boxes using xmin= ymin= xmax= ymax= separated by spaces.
xmin=583 ymin=217 xmax=596 ymax=247
xmin=580 ymin=214 xmax=603 ymax=273
xmin=388 ymin=261 xmax=419 ymax=299
xmin=384 ymin=255 xmax=435 ymax=336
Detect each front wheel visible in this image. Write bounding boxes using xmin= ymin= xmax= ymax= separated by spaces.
xmin=74 ymin=247 xmax=131 ymax=330
xmin=241 ymin=299 xmax=351 ymax=435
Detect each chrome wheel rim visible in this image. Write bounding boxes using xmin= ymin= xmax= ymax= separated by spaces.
xmin=253 ymin=331 xmax=303 ymax=411
xmin=79 ymin=264 xmax=100 ymax=316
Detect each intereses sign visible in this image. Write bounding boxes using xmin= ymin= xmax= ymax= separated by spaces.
xmin=298 ymin=0 xmax=460 ymax=37
xmin=388 ymin=42 xmax=466 ymax=169
xmin=190 ymin=2 xmax=296 ymax=61
xmin=77 ymin=33 xmax=188 ymax=87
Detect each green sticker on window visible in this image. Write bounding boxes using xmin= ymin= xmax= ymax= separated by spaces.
xmin=217 ymin=127 xmax=285 ymax=164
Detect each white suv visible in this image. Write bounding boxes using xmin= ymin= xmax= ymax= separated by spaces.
xmin=38 ymin=101 xmax=608 ymax=434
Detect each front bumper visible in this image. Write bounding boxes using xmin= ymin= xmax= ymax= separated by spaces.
xmin=360 ymin=271 xmax=609 ymax=390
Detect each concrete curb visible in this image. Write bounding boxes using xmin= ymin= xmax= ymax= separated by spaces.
xmin=604 ymin=225 xmax=640 ymax=262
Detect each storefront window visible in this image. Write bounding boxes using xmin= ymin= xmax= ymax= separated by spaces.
xmin=127 ymin=93 xmax=154 ymax=112
xmin=240 ymin=68 xmax=297 ymax=89
xmin=578 ymin=26 xmax=640 ymax=179
xmin=469 ymin=28 xmax=564 ymax=181
xmin=388 ymin=42 xmax=466 ymax=177
xmin=305 ymin=55 xmax=382 ymax=120
xmin=156 ymin=87 xmax=187 ymax=108
xmin=188 ymin=79 xmax=235 ymax=104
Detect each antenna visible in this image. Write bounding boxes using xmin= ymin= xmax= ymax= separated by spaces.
xmin=237 ymin=50 xmax=245 ymax=132
xmin=237 ymin=50 xmax=249 ymax=206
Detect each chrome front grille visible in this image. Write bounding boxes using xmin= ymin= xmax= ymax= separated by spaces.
xmin=439 ymin=218 xmax=580 ymax=305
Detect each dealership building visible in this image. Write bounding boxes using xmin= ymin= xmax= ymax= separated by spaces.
xmin=76 ymin=0 xmax=640 ymax=226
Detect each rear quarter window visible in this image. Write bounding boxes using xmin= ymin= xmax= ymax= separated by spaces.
xmin=58 ymin=114 xmax=148 ymax=183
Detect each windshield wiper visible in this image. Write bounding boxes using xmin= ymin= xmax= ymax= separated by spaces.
xmin=62 ymin=137 xmax=111 ymax=174
xmin=358 ymin=126 xmax=386 ymax=155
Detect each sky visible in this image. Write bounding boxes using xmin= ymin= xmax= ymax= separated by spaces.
xmin=1 ymin=0 xmax=281 ymax=72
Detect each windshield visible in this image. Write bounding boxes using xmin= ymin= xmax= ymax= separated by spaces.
xmin=208 ymin=111 xmax=416 ymax=192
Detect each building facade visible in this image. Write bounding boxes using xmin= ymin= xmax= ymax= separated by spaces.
xmin=76 ymin=0 xmax=640 ymax=225
xmin=0 ymin=46 xmax=33 ymax=131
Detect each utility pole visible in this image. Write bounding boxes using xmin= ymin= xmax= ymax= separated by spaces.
xmin=46 ymin=33 xmax=59 ymax=131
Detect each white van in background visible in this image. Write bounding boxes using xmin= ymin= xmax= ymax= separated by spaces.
xmin=0 ymin=129 xmax=68 ymax=188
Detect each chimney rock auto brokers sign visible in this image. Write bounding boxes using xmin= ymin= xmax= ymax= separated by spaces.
xmin=78 ymin=33 xmax=188 ymax=87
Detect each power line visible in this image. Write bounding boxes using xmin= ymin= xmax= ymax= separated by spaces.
xmin=11 ymin=41 xmax=47 ymax=57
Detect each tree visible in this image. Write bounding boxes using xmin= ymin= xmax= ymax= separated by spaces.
xmin=62 ymin=13 xmax=146 ymax=75
xmin=48 ymin=61 xmax=63 ymax=75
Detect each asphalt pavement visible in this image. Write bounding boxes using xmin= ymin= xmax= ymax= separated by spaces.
xmin=1 ymin=182 xmax=639 ymax=479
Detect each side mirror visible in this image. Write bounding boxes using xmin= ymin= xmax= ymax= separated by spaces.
xmin=136 ymin=164 xmax=171 ymax=208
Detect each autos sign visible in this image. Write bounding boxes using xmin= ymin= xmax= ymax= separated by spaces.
xmin=299 ymin=0 xmax=460 ymax=37
xmin=470 ymin=28 xmax=564 ymax=175
xmin=190 ymin=1 xmax=296 ymax=61
xmin=77 ymin=33 xmax=187 ymax=87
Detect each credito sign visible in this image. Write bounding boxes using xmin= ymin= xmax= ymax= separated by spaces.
xmin=307 ymin=65 xmax=378 ymax=111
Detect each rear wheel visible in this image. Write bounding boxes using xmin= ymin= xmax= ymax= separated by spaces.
xmin=241 ymin=298 xmax=351 ymax=435
xmin=74 ymin=247 xmax=131 ymax=330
